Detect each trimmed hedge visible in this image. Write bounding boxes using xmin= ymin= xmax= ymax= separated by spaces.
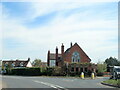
xmin=5 ymin=67 xmax=54 ymax=76
xmin=6 ymin=67 xmax=66 ymax=76
xmin=11 ymin=67 xmax=41 ymax=76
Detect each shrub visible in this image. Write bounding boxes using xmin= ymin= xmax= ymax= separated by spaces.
xmin=97 ymin=62 xmax=107 ymax=76
xmin=10 ymin=67 xmax=41 ymax=76
xmin=46 ymin=67 xmax=53 ymax=76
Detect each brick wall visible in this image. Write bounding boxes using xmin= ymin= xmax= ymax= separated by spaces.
xmin=63 ymin=43 xmax=91 ymax=63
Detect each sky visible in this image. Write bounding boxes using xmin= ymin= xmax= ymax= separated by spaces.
xmin=0 ymin=0 xmax=119 ymax=63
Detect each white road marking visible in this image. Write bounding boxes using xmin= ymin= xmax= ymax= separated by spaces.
xmin=34 ymin=80 xmax=68 ymax=90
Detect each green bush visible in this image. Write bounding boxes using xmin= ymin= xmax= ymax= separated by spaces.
xmin=11 ymin=67 xmax=41 ymax=76
xmin=52 ymin=67 xmax=65 ymax=76
xmin=6 ymin=67 xmax=55 ymax=76
xmin=9 ymin=67 xmax=47 ymax=76
xmin=46 ymin=67 xmax=54 ymax=76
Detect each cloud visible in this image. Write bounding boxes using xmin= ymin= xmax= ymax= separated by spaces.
xmin=2 ymin=2 xmax=118 ymax=63
xmin=1 ymin=0 xmax=119 ymax=2
xmin=0 ymin=3 xmax=2 ymax=59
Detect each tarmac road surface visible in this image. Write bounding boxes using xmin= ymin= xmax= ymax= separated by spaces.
xmin=1 ymin=75 xmax=115 ymax=89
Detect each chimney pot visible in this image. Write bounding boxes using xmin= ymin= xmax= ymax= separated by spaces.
xmin=71 ymin=42 xmax=72 ymax=47
xmin=28 ymin=57 xmax=30 ymax=61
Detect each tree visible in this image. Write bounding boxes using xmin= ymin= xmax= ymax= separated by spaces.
xmin=105 ymin=57 xmax=119 ymax=66
xmin=32 ymin=59 xmax=42 ymax=67
xmin=97 ymin=62 xmax=107 ymax=74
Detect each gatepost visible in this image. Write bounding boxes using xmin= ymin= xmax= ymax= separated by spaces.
xmin=91 ymin=72 xmax=95 ymax=79
xmin=81 ymin=72 xmax=84 ymax=79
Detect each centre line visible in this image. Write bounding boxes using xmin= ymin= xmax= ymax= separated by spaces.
xmin=33 ymin=80 xmax=68 ymax=90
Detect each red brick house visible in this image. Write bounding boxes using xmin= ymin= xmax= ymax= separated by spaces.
xmin=47 ymin=43 xmax=91 ymax=66
xmin=47 ymin=43 xmax=96 ymax=73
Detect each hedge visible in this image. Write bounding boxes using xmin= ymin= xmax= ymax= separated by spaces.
xmin=4 ymin=66 xmax=98 ymax=76
xmin=10 ymin=67 xmax=41 ymax=76
xmin=4 ymin=67 xmax=54 ymax=76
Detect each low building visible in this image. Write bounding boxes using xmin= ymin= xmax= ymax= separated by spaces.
xmin=2 ymin=58 xmax=32 ymax=70
xmin=0 ymin=60 xmax=2 ymax=73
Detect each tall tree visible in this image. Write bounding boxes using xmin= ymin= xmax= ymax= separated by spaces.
xmin=105 ymin=57 xmax=119 ymax=66
xmin=32 ymin=59 xmax=42 ymax=67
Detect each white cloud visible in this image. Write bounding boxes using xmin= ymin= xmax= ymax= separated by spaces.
xmin=2 ymin=2 xmax=118 ymax=63
xmin=0 ymin=3 xmax=2 ymax=59
xmin=1 ymin=0 xmax=119 ymax=2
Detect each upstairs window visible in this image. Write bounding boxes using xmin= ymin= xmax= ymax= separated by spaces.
xmin=50 ymin=60 xmax=56 ymax=67
xmin=12 ymin=62 xmax=15 ymax=67
xmin=72 ymin=51 xmax=80 ymax=63
xmin=20 ymin=62 xmax=24 ymax=67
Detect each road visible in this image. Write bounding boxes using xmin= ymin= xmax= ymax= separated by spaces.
xmin=1 ymin=75 xmax=115 ymax=89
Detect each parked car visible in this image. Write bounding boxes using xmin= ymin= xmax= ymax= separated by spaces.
xmin=110 ymin=66 xmax=120 ymax=80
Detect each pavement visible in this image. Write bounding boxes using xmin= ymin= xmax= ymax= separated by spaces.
xmin=0 ymin=81 xmax=2 ymax=90
xmin=1 ymin=75 xmax=114 ymax=89
xmin=0 ymin=75 xmax=2 ymax=89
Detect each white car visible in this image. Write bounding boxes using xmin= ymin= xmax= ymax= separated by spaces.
xmin=112 ymin=66 xmax=120 ymax=79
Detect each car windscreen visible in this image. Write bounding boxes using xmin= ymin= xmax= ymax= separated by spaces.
xmin=115 ymin=68 xmax=120 ymax=72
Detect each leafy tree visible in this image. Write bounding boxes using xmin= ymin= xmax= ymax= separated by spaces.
xmin=105 ymin=57 xmax=119 ymax=66
xmin=32 ymin=59 xmax=42 ymax=67
xmin=97 ymin=62 xmax=107 ymax=73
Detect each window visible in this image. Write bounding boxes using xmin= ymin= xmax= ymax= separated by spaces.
xmin=73 ymin=58 xmax=74 ymax=62
xmin=76 ymin=67 xmax=79 ymax=72
xmin=58 ymin=57 xmax=61 ymax=60
xmin=80 ymin=68 xmax=83 ymax=72
xmin=85 ymin=68 xmax=88 ymax=72
xmin=12 ymin=62 xmax=15 ymax=67
xmin=4 ymin=62 xmax=8 ymax=67
xmin=72 ymin=51 xmax=80 ymax=62
xmin=71 ymin=67 xmax=74 ymax=72
xmin=50 ymin=60 xmax=56 ymax=67
xmin=20 ymin=62 xmax=24 ymax=67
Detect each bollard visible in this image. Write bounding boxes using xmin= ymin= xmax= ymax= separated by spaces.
xmin=91 ymin=72 xmax=94 ymax=79
xmin=81 ymin=72 xmax=84 ymax=79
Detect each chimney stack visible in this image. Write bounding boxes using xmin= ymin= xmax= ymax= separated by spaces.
xmin=61 ymin=43 xmax=64 ymax=57
xmin=28 ymin=57 xmax=30 ymax=61
xmin=56 ymin=47 xmax=58 ymax=66
xmin=47 ymin=50 xmax=50 ymax=66
xmin=71 ymin=42 xmax=72 ymax=47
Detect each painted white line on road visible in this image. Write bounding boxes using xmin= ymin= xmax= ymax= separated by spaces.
xmin=34 ymin=80 xmax=57 ymax=89
xmin=34 ymin=80 xmax=68 ymax=90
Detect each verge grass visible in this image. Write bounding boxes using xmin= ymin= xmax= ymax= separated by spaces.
xmin=103 ymin=79 xmax=120 ymax=86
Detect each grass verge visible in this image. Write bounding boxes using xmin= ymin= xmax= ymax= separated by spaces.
xmin=102 ymin=79 xmax=120 ymax=87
